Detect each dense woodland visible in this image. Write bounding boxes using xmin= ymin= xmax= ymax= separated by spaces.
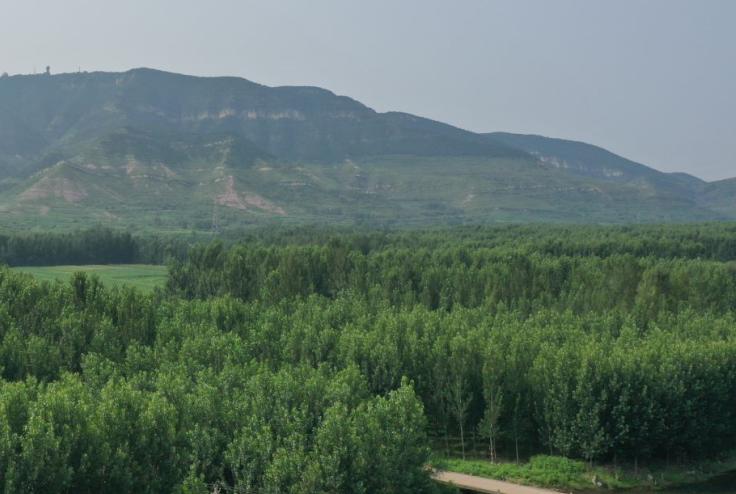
xmin=0 ymin=228 xmax=162 ymax=266
xmin=1 ymin=224 xmax=736 ymax=492
xmin=4 ymin=223 xmax=736 ymax=266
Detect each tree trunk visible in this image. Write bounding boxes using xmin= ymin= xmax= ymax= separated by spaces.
xmin=444 ymin=421 xmax=450 ymax=457
xmin=613 ymin=455 xmax=619 ymax=480
xmin=488 ymin=428 xmax=493 ymax=460
xmin=489 ymin=425 xmax=496 ymax=463
xmin=460 ymin=422 xmax=466 ymax=460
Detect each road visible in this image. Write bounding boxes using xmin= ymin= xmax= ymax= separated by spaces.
xmin=432 ymin=470 xmax=562 ymax=494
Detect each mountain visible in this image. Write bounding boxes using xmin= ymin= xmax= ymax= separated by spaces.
xmin=487 ymin=132 xmax=718 ymax=205
xmin=701 ymin=178 xmax=736 ymax=217
xmin=487 ymin=132 xmax=705 ymax=193
xmin=0 ymin=68 xmax=521 ymax=171
xmin=0 ymin=68 xmax=732 ymax=231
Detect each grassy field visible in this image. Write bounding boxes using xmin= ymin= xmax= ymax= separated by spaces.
xmin=432 ymin=454 xmax=736 ymax=492
xmin=12 ymin=265 xmax=168 ymax=292
xmin=433 ymin=455 xmax=631 ymax=490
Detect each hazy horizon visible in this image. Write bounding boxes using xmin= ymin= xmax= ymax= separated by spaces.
xmin=2 ymin=0 xmax=734 ymax=181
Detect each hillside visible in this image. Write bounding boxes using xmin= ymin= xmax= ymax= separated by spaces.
xmin=487 ymin=132 xmax=704 ymax=192
xmin=0 ymin=68 xmax=732 ymax=230
xmin=701 ymin=178 xmax=736 ymax=217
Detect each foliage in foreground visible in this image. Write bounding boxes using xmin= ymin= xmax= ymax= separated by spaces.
xmin=0 ymin=271 xmax=435 ymax=493
xmin=167 ymin=232 xmax=736 ymax=464
xmin=2 ymin=225 xmax=736 ymax=492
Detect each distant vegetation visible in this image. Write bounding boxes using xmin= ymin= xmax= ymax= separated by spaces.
xmin=1 ymin=224 xmax=736 ymax=492
xmin=0 ymin=226 xmax=189 ymax=266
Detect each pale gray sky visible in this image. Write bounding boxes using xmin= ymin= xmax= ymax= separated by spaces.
xmin=1 ymin=0 xmax=734 ymax=181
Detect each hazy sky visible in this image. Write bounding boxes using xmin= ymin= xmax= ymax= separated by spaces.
xmin=2 ymin=0 xmax=734 ymax=180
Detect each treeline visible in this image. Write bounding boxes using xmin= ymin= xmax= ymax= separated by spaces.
xmin=217 ymin=223 xmax=736 ymax=260
xmin=5 ymin=222 xmax=736 ymax=267
xmin=0 ymin=227 xmax=190 ymax=266
xmin=168 ymin=242 xmax=736 ymax=317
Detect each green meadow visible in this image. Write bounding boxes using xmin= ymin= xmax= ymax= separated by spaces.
xmin=12 ymin=264 xmax=168 ymax=292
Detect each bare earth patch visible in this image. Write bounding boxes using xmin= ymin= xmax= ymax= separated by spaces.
xmin=101 ymin=211 xmax=121 ymax=221
xmin=461 ymin=192 xmax=476 ymax=206
xmin=215 ymin=175 xmax=286 ymax=215
xmin=432 ymin=470 xmax=558 ymax=494
xmin=21 ymin=177 xmax=88 ymax=203
xmin=156 ymin=164 xmax=179 ymax=178
xmin=125 ymin=160 xmax=141 ymax=176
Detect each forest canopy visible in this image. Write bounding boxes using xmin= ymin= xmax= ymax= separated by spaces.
xmin=1 ymin=224 xmax=735 ymax=492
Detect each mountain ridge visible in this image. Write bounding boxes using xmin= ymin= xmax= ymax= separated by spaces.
xmin=0 ymin=68 xmax=733 ymax=230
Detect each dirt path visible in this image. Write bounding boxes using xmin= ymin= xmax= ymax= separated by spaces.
xmin=432 ymin=470 xmax=561 ymax=494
